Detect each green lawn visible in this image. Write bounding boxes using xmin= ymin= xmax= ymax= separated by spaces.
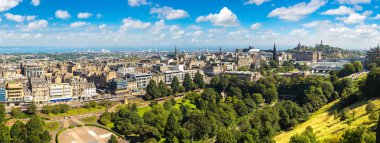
xmin=44 ymin=122 xmax=60 ymax=131
xmin=48 ymin=107 xmax=105 ymax=117
xmin=80 ymin=116 xmax=98 ymax=123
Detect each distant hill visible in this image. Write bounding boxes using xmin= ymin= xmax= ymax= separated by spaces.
xmin=274 ymin=98 xmax=379 ymax=143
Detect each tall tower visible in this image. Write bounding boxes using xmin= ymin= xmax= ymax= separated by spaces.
xmin=273 ymin=43 xmax=277 ymax=61
xmin=219 ymin=46 xmax=222 ymax=55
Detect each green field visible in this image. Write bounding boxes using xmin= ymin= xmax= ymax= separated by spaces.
xmin=80 ymin=116 xmax=98 ymax=123
xmin=47 ymin=107 xmax=105 ymax=117
xmin=274 ymin=98 xmax=380 ymax=143
xmin=44 ymin=121 xmax=60 ymax=131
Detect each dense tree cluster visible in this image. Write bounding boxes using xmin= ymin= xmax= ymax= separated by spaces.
xmin=0 ymin=104 xmax=51 ymax=143
xmin=112 ymin=62 xmax=374 ymax=142
xmin=337 ymin=60 xmax=363 ymax=78
xmin=145 ymin=73 xmax=205 ymax=100
xmin=41 ymin=104 xmax=71 ymax=115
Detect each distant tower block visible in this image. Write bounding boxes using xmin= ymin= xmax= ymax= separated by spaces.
xmin=273 ymin=43 xmax=277 ymax=61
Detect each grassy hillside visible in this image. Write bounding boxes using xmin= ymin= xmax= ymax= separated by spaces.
xmin=274 ymin=98 xmax=379 ymax=143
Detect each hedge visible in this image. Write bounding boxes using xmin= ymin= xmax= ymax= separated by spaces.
xmin=55 ymin=128 xmax=67 ymax=143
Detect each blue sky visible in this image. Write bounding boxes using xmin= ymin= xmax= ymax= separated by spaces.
xmin=0 ymin=0 xmax=379 ymax=49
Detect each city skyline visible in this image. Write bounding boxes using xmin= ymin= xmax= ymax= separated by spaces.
xmin=0 ymin=0 xmax=380 ymax=49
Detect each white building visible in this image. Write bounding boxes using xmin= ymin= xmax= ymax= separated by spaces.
xmin=127 ymin=73 xmax=152 ymax=89
xmin=49 ymin=83 xmax=72 ymax=102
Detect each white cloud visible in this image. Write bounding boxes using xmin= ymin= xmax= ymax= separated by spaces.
xmin=337 ymin=0 xmax=371 ymax=5
xmin=260 ymin=30 xmax=280 ymax=39
xmin=169 ymin=25 xmax=185 ymax=36
xmin=99 ymin=24 xmax=106 ymax=30
xmin=55 ymin=10 xmax=71 ymax=20
xmin=70 ymin=21 xmax=87 ymax=28
xmin=336 ymin=13 xmax=366 ymax=24
xmin=26 ymin=16 xmax=36 ymax=21
xmin=0 ymin=0 xmax=21 ymax=12
xmin=77 ymin=12 xmax=92 ymax=19
xmin=289 ymin=29 xmax=309 ymax=36
xmin=192 ymin=31 xmax=203 ymax=37
xmin=196 ymin=7 xmax=239 ymax=27
xmin=250 ymin=23 xmax=262 ymax=30
xmin=31 ymin=0 xmax=40 ymax=6
xmin=268 ymin=0 xmax=326 ymax=21
xmin=128 ymin=0 xmax=147 ymax=7
xmin=4 ymin=13 xmax=36 ymax=22
xmin=370 ymin=14 xmax=380 ymax=19
xmin=119 ymin=17 xmax=151 ymax=32
xmin=244 ymin=0 xmax=271 ymax=5
xmin=23 ymin=20 xmax=48 ymax=31
xmin=321 ymin=6 xmax=354 ymax=15
xmin=4 ymin=13 xmax=25 ymax=22
xmin=151 ymin=20 xmax=167 ymax=34
xmin=150 ymin=6 xmax=189 ymax=20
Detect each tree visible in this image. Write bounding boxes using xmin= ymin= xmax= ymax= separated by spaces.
xmin=158 ymin=81 xmax=168 ymax=97
xmin=289 ymin=126 xmax=316 ymax=143
xmin=263 ymin=87 xmax=278 ymax=103
xmin=340 ymin=127 xmax=375 ymax=143
xmin=99 ymin=112 xmax=112 ymax=126
xmin=108 ymin=134 xmax=118 ymax=143
xmin=171 ymin=76 xmax=180 ymax=94
xmin=228 ymin=87 xmax=242 ymax=99
xmin=164 ymin=112 xmax=181 ymax=142
xmin=10 ymin=120 xmax=26 ymax=141
xmin=210 ymin=77 xmax=220 ymax=89
xmin=0 ymin=104 xmax=5 ymax=123
xmin=0 ymin=123 xmax=10 ymax=143
xmin=216 ymin=128 xmax=237 ymax=143
xmin=183 ymin=73 xmax=194 ymax=91
xmin=338 ymin=63 xmax=355 ymax=77
xmin=252 ymin=93 xmax=264 ymax=104
xmin=365 ymin=68 xmax=380 ymax=98
xmin=366 ymin=101 xmax=376 ymax=113
xmin=11 ymin=108 xmax=23 ymax=118
xmin=178 ymin=86 xmax=185 ymax=93
xmin=193 ymin=71 xmax=205 ymax=89
xmin=26 ymin=101 xmax=37 ymax=115
xmin=352 ymin=60 xmax=363 ymax=73
xmin=145 ymin=80 xmax=160 ymax=100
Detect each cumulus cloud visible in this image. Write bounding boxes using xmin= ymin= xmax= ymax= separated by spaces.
xmin=268 ymin=0 xmax=326 ymax=21
xmin=23 ymin=20 xmax=48 ymax=31
xmin=336 ymin=13 xmax=366 ymax=24
xmin=77 ymin=12 xmax=92 ymax=19
xmin=370 ymin=14 xmax=380 ymax=19
xmin=321 ymin=6 xmax=354 ymax=15
xmin=119 ymin=17 xmax=151 ymax=32
xmin=4 ymin=13 xmax=25 ymax=22
xmin=128 ymin=0 xmax=147 ymax=7
xmin=70 ymin=21 xmax=87 ymax=28
xmin=150 ymin=6 xmax=189 ymax=20
xmin=337 ymin=0 xmax=371 ymax=5
xmin=31 ymin=0 xmax=40 ymax=6
xmin=244 ymin=0 xmax=271 ymax=5
xmin=289 ymin=29 xmax=309 ymax=36
xmin=99 ymin=24 xmax=106 ymax=30
xmin=55 ymin=10 xmax=71 ymax=20
xmin=196 ymin=7 xmax=239 ymax=27
xmin=250 ymin=23 xmax=262 ymax=30
xmin=0 ymin=0 xmax=21 ymax=12
xmin=151 ymin=20 xmax=167 ymax=34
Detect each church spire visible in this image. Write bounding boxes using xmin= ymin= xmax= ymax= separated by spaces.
xmin=273 ymin=42 xmax=277 ymax=61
